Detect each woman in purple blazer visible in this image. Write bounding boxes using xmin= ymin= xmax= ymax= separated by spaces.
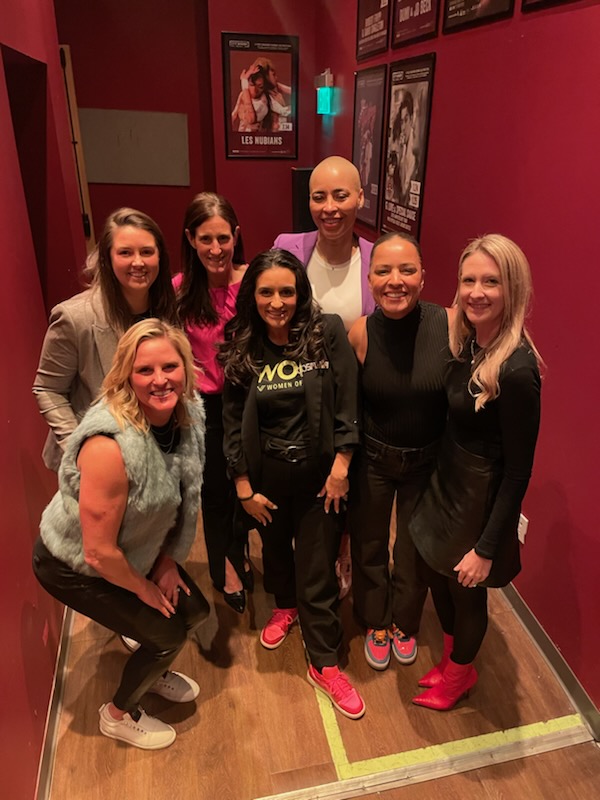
xmin=275 ymin=155 xmax=375 ymax=599
xmin=274 ymin=156 xmax=375 ymax=333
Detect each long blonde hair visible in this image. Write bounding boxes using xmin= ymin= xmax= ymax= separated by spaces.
xmin=449 ymin=234 xmax=543 ymax=411
xmin=101 ymin=319 xmax=197 ymax=432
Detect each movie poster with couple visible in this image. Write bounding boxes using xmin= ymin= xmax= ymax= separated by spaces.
xmin=222 ymin=32 xmax=298 ymax=159
xmin=382 ymin=53 xmax=435 ymax=239
xmin=352 ymin=65 xmax=387 ymax=229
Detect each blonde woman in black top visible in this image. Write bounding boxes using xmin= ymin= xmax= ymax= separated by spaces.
xmin=411 ymin=234 xmax=542 ymax=711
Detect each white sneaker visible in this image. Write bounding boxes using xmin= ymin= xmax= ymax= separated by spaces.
xmin=121 ymin=635 xmax=141 ymax=652
xmin=149 ymin=671 xmax=200 ymax=703
xmin=98 ymin=703 xmax=175 ymax=750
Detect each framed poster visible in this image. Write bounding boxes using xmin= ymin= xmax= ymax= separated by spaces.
xmin=222 ymin=32 xmax=298 ymax=159
xmin=392 ymin=0 xmax=440 ymax=48
xmin=522 ymin=0 xmax=577 ymax=10
xmin=352 ymin=65 xmax=387 ymax=229
xmin=356 ymin=0 xmax=391 ymax=60
xmin=382 ymin=53 xmax=435 ymax=239
xmin=443 ymin=0 xmax=513 ymax=32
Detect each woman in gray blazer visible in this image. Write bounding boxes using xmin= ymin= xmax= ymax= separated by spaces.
xmin=33 ymin=208 xmax=178 ymax=471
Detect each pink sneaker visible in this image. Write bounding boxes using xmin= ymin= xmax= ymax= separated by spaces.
xmin=307 ymin=665 xmax=366 ymax=719
xmin=391 ymin=625 xmax=417 ymax=665
xmin=364 ymin=628 xmax=391 ymax=670
xmin=260 ymin=608 xmax=298 ymax=649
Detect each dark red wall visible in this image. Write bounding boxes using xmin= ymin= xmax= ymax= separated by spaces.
xmin=54 ymin=0 xmax=216 ymax=266
xmin=315 ymin=0 xmax=600 ymax=705
xmin=53 ymin=0 xmax=317 ymax=268
xmin=1 ymin=1 xmax=87 ymax=797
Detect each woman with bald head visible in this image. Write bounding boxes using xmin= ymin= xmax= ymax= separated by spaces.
xmin=275 ymin=156 xmax=375 ymax=332
xmin=275 ymin=156 xmax=375 ymax=598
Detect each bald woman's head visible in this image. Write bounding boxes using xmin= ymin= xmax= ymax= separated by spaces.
xmin=309 ymin=156 xmax=364 ymax=246
xmin=309 ymin=156 xmax=362 ymax=194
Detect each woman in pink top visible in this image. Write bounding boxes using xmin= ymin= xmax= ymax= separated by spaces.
xmin=174 ymin=193 xmax=249 ymax=612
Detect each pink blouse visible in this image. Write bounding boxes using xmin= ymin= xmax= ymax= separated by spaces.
xmin=173 ymin=274 xmax=241 ymax=395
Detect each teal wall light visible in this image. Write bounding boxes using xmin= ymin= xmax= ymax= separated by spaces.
xmin=317 ymin=86 xmax=335 ymax=115
xmin=315 ymin=68 xmax=335 ymax=116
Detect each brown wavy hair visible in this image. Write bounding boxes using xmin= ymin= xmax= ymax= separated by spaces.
xmin=84 ymin=208 xmax=178 ymax=332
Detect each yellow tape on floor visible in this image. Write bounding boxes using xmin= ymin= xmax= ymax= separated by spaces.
xmin=313 ymin=691 xmax=585 ymax=782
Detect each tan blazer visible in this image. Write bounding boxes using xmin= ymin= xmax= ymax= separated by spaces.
xmin=32 ymin=288 xmax=119 ymax=471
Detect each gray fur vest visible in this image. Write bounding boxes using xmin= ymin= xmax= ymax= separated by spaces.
xmin=40 ymin=398 xmax=205 ymax=577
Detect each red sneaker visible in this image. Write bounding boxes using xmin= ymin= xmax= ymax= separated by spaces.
xmin=364 ymin=628 xmax=391 ymax=670
xmin=390 ymin=625 xmax=417 ymax=665
xmin=307 ymin=665 xmax=366 ymax=719
xmin=260 ymin=608 xmax=298 ymax=649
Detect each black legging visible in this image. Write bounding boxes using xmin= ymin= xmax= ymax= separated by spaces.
xmin=33 ymin=538 xmax=209 ymax=713
xmin=418 ymin=554 xmax=488 ymax=665
xmin=201 ymin=393 xmax=248 ymax=589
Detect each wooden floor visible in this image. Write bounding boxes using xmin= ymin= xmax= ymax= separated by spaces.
xmin=45 ymin=530 xmax=600 ymax=800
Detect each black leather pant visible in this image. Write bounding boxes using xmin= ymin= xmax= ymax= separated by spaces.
xmin=33 ymin=538 xmax=209 ymax=713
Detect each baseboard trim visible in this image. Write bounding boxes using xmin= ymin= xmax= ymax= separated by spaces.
xmin=35 ymin=607 xmax=73 ymax=800
xmin=501 ymin=583 xmax=600 ymax=741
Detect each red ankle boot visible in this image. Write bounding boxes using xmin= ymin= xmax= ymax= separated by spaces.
xmin=412 ymin=658 xmax=477 ymax=710
xmin=418 ymin=633 xmax=454 ymax=688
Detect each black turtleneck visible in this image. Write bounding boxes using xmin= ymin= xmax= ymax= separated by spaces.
xmin=361 ymin=303 xmax=450 ymax=448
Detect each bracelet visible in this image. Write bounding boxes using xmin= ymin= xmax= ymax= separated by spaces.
xmin=237 ymin=492 xmax=255 ymax=502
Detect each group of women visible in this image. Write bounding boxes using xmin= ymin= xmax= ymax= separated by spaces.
xmin=31 ymin=156 xmax=542 ymax=750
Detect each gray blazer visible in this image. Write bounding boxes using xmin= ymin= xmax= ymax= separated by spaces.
xmin=32 ymin=288 xmax=119 ymax=471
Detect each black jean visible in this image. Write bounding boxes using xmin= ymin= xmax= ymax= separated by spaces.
xmin=245 ymin=452 xmax=341 ymax=670
xmin=201 ymin=393 xmax=248 ymax=589
xmin=348 ymin=435 xmax=437 ymax=635
xmin=33 ymin=538 xmax=209 ymax=713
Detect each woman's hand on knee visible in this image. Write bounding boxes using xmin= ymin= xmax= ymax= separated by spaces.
xmin=137 ymin=579 xmax=176 ymax=618
xmin=151 ymin=555 xmax=190 ymax=608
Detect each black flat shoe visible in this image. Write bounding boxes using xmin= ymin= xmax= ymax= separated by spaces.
xmin=223 ymin=589 xmax=246 ymax=614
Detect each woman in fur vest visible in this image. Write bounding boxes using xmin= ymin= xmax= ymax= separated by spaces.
xmin=33 ymin=319 xmax=208 ymax=750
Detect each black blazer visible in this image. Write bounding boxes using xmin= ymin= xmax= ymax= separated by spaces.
xmin=222 ymin=314 xmax=359 ymax=487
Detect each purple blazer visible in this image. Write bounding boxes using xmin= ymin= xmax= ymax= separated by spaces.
xmin=273 ymin=231 xmax=375 ymax=318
